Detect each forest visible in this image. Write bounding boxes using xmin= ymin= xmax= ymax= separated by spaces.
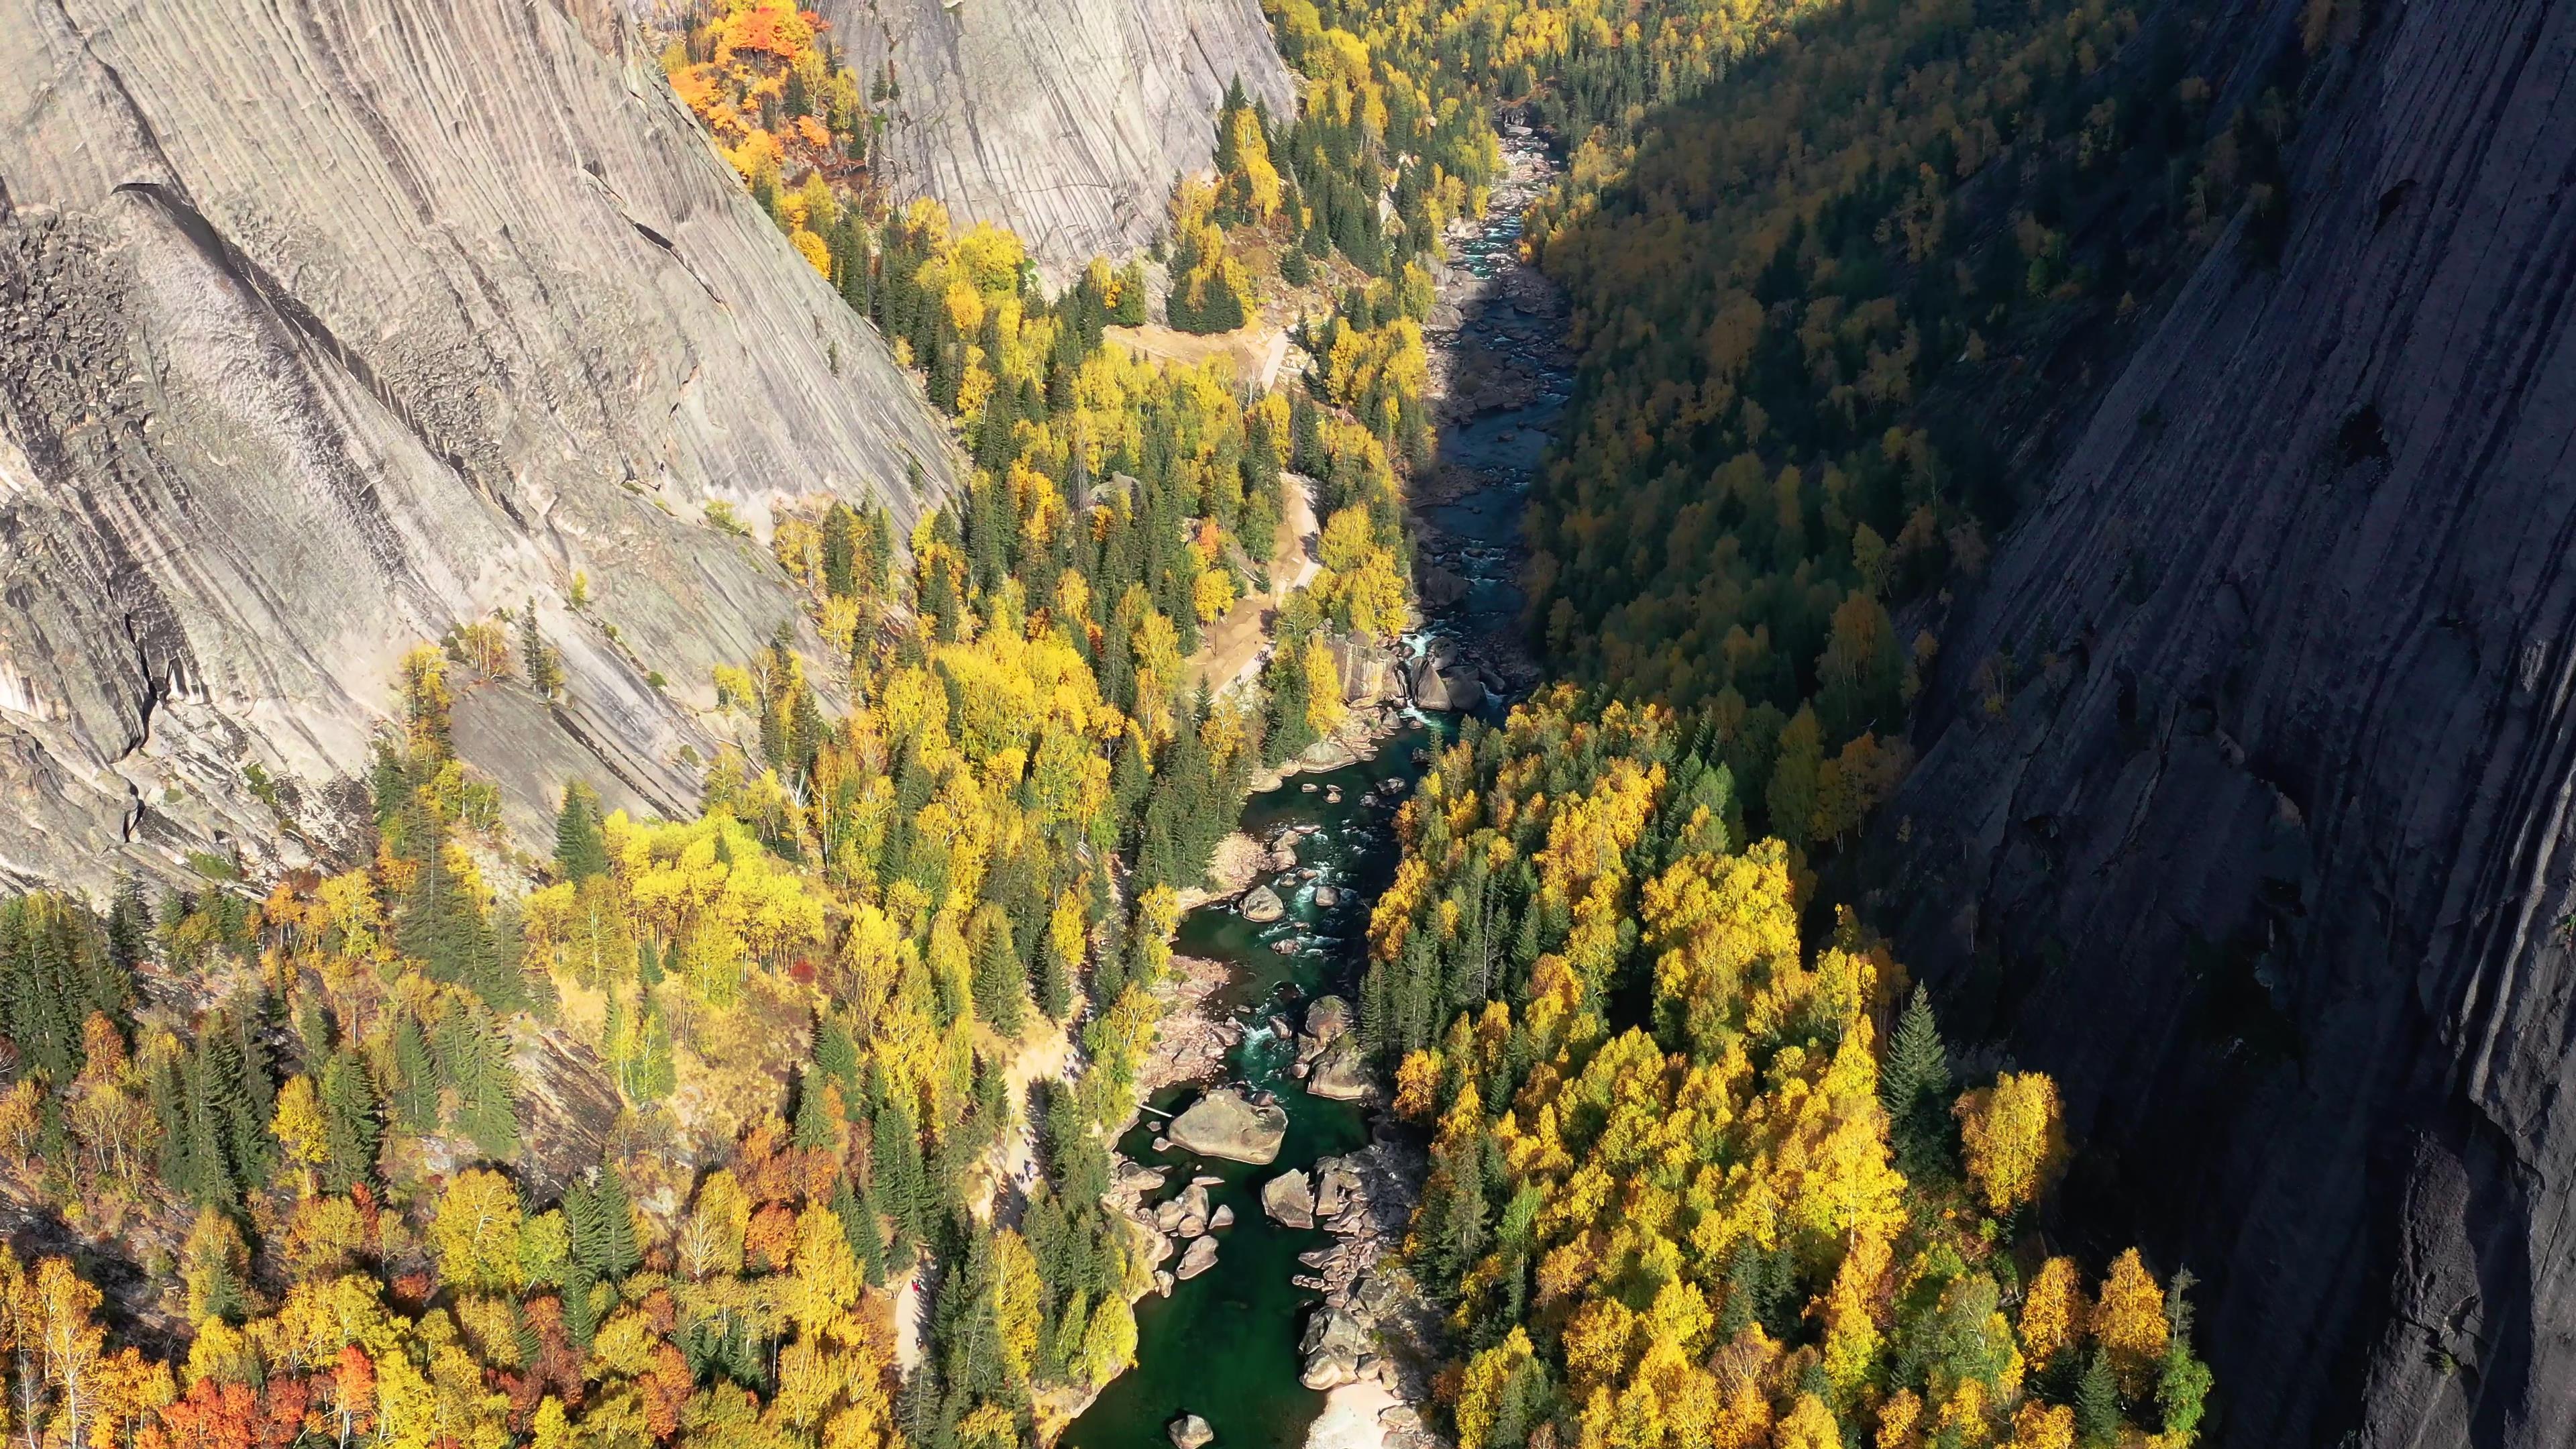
xmin=0 ymin=8 xmax=1473 ymax=1449
xmin=1244 ymin=0 xmax=2320 ymax=1442
xmin=1363 ymin=698 xmax=2208 ymax=1449
xmin=0 ymin=0 xmax=2308 ymax=1445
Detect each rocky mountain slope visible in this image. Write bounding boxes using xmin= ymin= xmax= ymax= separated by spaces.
xmin=820 ymin=0 xmax=1293 ymax=278
xmin=0 ymin=0 xmax=959 ymax=892
xmin=1873 ymin=2 xmax=2576 ymax=1444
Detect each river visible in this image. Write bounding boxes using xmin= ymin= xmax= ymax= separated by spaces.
xmin=1059 ymin=129 xmax=1569 ymax=1449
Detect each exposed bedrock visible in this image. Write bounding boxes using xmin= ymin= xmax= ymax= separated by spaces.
xmin=0 ymin=0 xmax=959 ymax=892
xmin=1871 ymin=3 xmax=2576 ymax=1445
xmin=823 ymin=0 xmax=1293 ymax=280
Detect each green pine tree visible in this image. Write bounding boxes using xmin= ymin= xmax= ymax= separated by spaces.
xmin=873 ymin=1099 xmax=926 ymax=1266
xmin=835 ymin=1176 xmax=888 ymax=1287
xmin=319 ymin=1050 xmax=380 ymax=1192
xmin=553 ymin=783 xmax=609 ymax=881
xmin=519 ymin=598 xmax=564 ymax=698
xmin=794 ymin=1073 xmax=837 ymax=1150
xmin=1882 ymin=985 xmax=1951 ymax=1169
xmin=2074 ymin=1351 xmax=2121 ymax=1448
xmin=968 ymin=913 xmax=1026 ymax=1036
xmin=390 ymin=1014 xmax=439 ymax=1132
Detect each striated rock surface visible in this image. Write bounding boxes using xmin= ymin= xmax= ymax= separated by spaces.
xmin=1873 ymin=4 xmax=2576 ymax=1446
xmin=823 ymin=0 xmax=1292 ymax=279
xmin=0 ymin=0 xmax=958 ymax=892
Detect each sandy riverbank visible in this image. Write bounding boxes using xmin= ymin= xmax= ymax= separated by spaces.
xmin=1305 ymin=1379 xmax=1403 ymax=1449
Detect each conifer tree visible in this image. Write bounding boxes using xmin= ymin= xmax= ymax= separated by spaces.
xmin=1882 ymin=985 xmax=1951 ymax=1170
xmin=833 ymin=1176 xmax=887 ymax=1287
xmin=792 ymin=1074 xmax=837 ymax=1151
xmin=569 ymin=1166 xmax=643 ymax=1283
xmin=520 ymin=598 xmax=564 ymax=698
xmin=390 ymin=1014 xmax=439 ymax=1132
xmin=1034 ymin=933 xmax=1072 ymax=1022
xmin=318 ymin=1050 xmax=380 ymax=1192
xmin=820 ymin=502 xmax=861 ymax=599
xmin=2074 ymin=1352 xmax=2121 ymax=1448
xmin=873 ymin=1098 xmax=926 ymax=1265
xmin=553 ymin=783 xmax=609 ymax=881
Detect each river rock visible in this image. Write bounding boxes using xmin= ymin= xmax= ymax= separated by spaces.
xmin=1210 ymin=1203 xmax=1235 ymax=1229
xmin=1153 ymin=1197 xmax=1187 ymax=1233
xmin=1240 ymin=885 xmax=1286 ymax=922
xmin=1324 ymin=632 xmax=1403 ymax=706
xmin=1313 ymin=884 xmax=1341 ymax=908
xmin=1305 ymin=1034 xmax=1371 ymax=1101
xmin=1177 ymin=1234 xmax=1220 ymax=1280
xmin=1303 ymin=995 xmax=1353 ymax=1047
xmin=1155 ymin=1270 xmax=1175 ymax=1297
xmin=1262 ymin=1169 xmax=1316 ymax=1228
xmin=1410 ymin=659 xmax=1490 ymax=712
xmin=1169 ymin=1413 xmax=1214 ymax=1449
xmin=1167 ymin=1088 xmax=1288 ymax=1163
xmin=1299 ymin=1308 xmax=1370 ymax=1389
xmin=1315 ymin=1160 xmax=1360 ymax=1220
xmin=1417 ymin=563 xmax=1469 ymax=607
xmin=1152 ymin=1136 xmax=1171 ymax=1152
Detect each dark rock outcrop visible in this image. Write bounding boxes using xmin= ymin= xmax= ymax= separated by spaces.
xmin=0 ymin=0 xmax=959 ymax=891
xmin=1874 ymin=5 xmax=2576 ymax=1446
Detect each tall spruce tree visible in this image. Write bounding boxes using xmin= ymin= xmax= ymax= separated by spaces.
xmin=1882 ymin=985 xmax=1952 ymax=1170
xmin=553 ymin=783 xmax=609 ymax=881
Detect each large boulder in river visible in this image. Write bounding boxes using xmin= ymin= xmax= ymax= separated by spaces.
xmin=1314 ymin=1159 xmax=1360 ymax=1220
xmin=1409 ymin=659 xmax=1489 ymax=712
xmin=1305 ymin=1034 xmax=1371 ymax=1102
xmin=1167 ymin=1088 xmax=1288 ymax=1163
xmin=1240 ymin=885 xmax=1286 ymax=922
xmin=1299 ymin=1307 xmax=1371 ymax=1389
xmin=1169 ymin=1414 xmax=1214 ymax=1449
xmin=1324 ymin=632 xmax=1403 ymax=706
xmin=1301 ymin=996 xmax=1352 ymax=1053
xmin=1176 ymin=1234 xmax=1220 ymax=1280
xmin=1262 ymin=1169 xmax=1316 ymax=1228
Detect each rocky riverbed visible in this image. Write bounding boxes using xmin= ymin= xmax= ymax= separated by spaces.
xmin=1065 ymin=122 xmax=1567 ymax=1449
xmin=1411 ymin=121 xmax=1570 ymax=699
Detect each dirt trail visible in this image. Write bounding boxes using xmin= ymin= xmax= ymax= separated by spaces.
xmin=1189 ymin=478 xmax=1320 ymax=696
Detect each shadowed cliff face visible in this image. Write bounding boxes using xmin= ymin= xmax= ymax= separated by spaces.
xmin=0 ymin=0 xmax=959 ymax=891
xmin=823 ymin=0 xmax=1293 ymax=280
xmin=1874 ymin=1 xmax=2576 ymax=1444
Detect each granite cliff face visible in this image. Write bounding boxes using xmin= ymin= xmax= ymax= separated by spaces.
xmin=1874 ymin=2 xmax=2576 ymax=1444
xmin=821 ymin=0 xmax=1293 ymax=278
xmin=0 ymin=0 xmax=959 ymax=892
